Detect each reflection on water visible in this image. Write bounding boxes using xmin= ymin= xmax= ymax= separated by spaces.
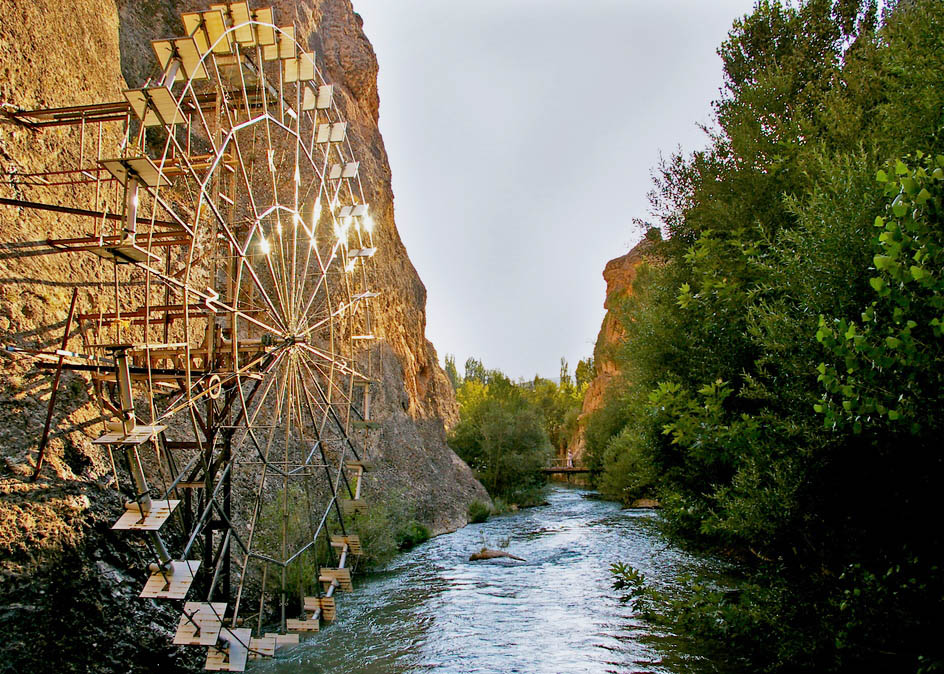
xmin=257 ymin=485 xmax=726 ymax=674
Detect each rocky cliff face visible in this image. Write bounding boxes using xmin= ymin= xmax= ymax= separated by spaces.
xmin=0 ymin=1 xmax=485 ymax=670
xmin=567 ymin=238 xmax=654 ymax=463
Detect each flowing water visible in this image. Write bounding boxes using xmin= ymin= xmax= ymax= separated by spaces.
xmin=257 ymin=484 xmax=727 ymax=673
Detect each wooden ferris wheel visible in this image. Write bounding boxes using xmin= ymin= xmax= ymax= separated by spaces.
xmin=1 ymin=2 xmax=380 ymax=669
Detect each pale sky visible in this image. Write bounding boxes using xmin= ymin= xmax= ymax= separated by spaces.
xmin=351 ymin=0 xmax=758 ymax=381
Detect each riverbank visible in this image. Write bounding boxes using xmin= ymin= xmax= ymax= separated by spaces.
xmin=256 ymin=484 xmax=731 ymax=674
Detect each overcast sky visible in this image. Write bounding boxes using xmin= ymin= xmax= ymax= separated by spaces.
xmin=351 ymin=0 xmax=757 ymax=381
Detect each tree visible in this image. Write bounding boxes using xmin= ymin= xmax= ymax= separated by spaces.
xmin=464 ymin=356 xmax=488 ymax=384
xmin=593 ymin=1 xmax=944 ymax=670
xmin=575 ymin=357 xmax=595 ymax=389
xmin=443 ymin=353 xmax=461 ymax=390
xmin=449 ymin=366 xmax=551 ymax=504
xmin=558 ymin=357 xmax=572 ymax=389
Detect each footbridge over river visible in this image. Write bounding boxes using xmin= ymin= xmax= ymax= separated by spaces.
xmin=542 ymin=465 xmax=591 ymax=475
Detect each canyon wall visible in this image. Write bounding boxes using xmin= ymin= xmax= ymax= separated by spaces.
xmin=567 ymin=237 xmax=655 ymax=463
xmin=0 ymin=1 xmax=485 ymax=670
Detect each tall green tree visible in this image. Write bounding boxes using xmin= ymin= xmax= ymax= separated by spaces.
xmin=443 ymin=353 xmax=461 ymax=390
xmin=593 ymin=1 xmax=944 ymax=670
xmin=449 ymin=367 xmax=551 ymax=503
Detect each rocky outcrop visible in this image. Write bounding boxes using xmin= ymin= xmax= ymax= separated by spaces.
xmin=0 ymin=1 xmax=485 ymax=670
xmin=566 ymin=236 xmax=656 ymax=463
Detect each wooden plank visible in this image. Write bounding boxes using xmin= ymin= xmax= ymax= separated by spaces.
xmin=174 ymin=602 xmax=226 ymax=646
xmin=319 ymin=567 xmax=352 ymax=592
xmin=87 ymin=244 xmax=162 ymax=266
xmin=93 ymin=424 xmax=166 ymax=446
xmin=338 ymin=498 xmax=367 ymax=516
xmin=174 ymin=37 xmax=208 ymax=80
xmin=263 ymin=26 xmax=295 ymax=61
xmin=252 ymin=8 xmax=276 ymax=46
xmin=320 ymin=596 xmax=337 ymax=621
xmin=99 ymin=156 xmax=170 ymax=188
xmin=302 ymin=595 xmax=337 ymax=620
xmin=112 ymin=499 xmax=179 ymax=531
xmin=264 ymin=632 xmax=300 ymax=647
xmin=348 ymin=247 xmax=377 ymax=259
xmin=248 ymin=636 xmax=276 ymax=659
xmin=140 ymin=560 xmax=200 ymax=599
xmin=283 ymin=52 xmax=315 ymax=83
xmin=205 ymin=628 xmax=251 ymax=671
xmin=345 ymin=459 xmax=375 ymax=472
xmin=229 ymin=2 xmax=254 ymax=45
xmin=330 ymin=534 xmax=362 ymax=555
xmin=316 ymin=84 xmax=333 ymax=109
xmin=285 ymin=618 xmax=319 ymax=632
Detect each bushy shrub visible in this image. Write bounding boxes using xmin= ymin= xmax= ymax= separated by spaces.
xmin=467 ymin=500 xmax=491 ymax=523
xmin=352 ymin=492 xmax=428 ymax=568
xmin=396 ymin=520 xmax=431 ymax=550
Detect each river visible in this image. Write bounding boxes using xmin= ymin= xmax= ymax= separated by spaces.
xmin=256 ymin=484 xmax=727 ymax=673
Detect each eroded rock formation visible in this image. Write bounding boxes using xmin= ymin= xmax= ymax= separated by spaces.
xmin=566 ymin=237 xmax=655 ymax=463
xmin=0 ymin=1 xmax=486 ymax=670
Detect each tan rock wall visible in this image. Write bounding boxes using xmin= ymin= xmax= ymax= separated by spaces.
xmin=567 ymin=238 xmax=654 ymax=463
xmin=0 ymin=2 xmax=484 ymax=670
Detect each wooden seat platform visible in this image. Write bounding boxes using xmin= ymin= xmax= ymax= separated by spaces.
xmin=88 ymin=243 xmax=162 ymax=265
xmin=339 ymin=498 xmax=367 ymax=516
xmin=285 ymin=618 xmax=319 ymax=633
xmin=304 ymin=595 xmax=336 ymax=621
xmin=112 ymin=499 xmax=180 ymax=531
xmin=151 ymin=36 xmax=208 ymax=82
xmin=124 ymin=86 xmax=185 ymax=127
xmin=347 ymin=247 xmax=376 ymax=258
xmin=319 ymin=567 xmax=352 ymax=592
xmin=315 ymin=122 xmax=346 ymax=144
xmin=140 ymin=559 xmax=200 ymax=599
xmin=99 ymin=156 xmax=170 ymax=189
xmin=330 ymin=534 xmax=362 ymax=555
xmin=93 ymin=424 xmax=166 ymax=446
xmin=174 ymin=602 xmax=226 ymax=646
xmin=247 ymin=636 xmax=276 ymax=659
xmin=264 ymin=632 xmax=299 ymax=648
xmin=205 ymin=628 xmax=251 ymax=672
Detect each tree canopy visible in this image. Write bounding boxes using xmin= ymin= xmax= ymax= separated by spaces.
xmin=593 ymin=1 xmax=944 ymax=670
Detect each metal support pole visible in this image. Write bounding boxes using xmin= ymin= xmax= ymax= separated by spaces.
xmin=124 ymin=177 xmax=139 ymax=243
xmin=162 ymin=58 xmax=182 ymax=88
xmin=31 ymin=289 xmax=79 ymax=481
xmin=115 ymin=348 xmax=136 ymax=434
xmin=124 ymin=446 xmax=152 ymax=512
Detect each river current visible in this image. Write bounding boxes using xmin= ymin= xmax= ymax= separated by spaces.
xmin=257 ymin=484 xmax=725 ymax=674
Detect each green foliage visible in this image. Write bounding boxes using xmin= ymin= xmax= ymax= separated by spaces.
xmin=575 ymin=356 xmax=595 ymax=389
xmin=463 ymin=356 xmax=488 ymax=384
xmin=396 ymin=520 xmax=431 ymax=550
xmin=467 ymin=499 xmax=491 ymax=523
xmin=593 ymin=1 xmax=944 ymax=671
xmin=525 ymin=374 xmax=583 ymax=455
xmin=449 ymin=357 xmax=590 ymax=503
xmin=255 ymin=484 xmax=332 ymax=603
xmin=449 ymin=367 xmax=551 ymax=502
xmin=444 ymin=353 xmax=461 ymax=390
xmin=816 ymin=153 xmax=944 ymax=434
xmin=351 ymin=493 xmax=430 ymax=568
